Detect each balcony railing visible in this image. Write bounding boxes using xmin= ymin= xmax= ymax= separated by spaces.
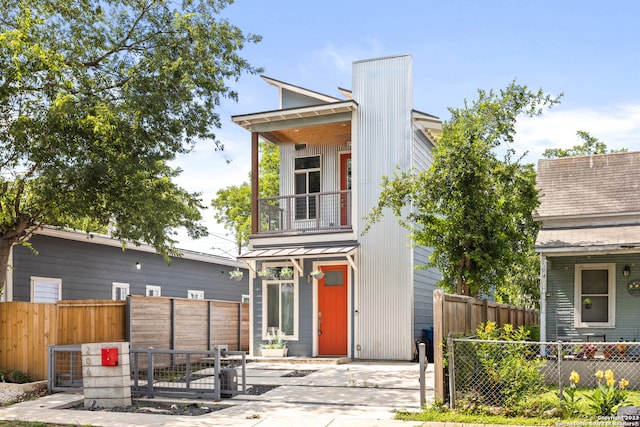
xmin=257 ymin=190 xmax=351 ymax=235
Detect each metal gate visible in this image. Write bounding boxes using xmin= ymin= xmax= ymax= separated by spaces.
xmin=48 ymin=345 xmax=83 ymax=393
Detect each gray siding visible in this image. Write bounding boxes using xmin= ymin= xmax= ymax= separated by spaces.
xmin=546 ymin=253 xmax=640 ymax=341
xmin=11 ymin=235 xmax=248 ymax=302
xmin=282 ymin=89 xmax=327 ymax=109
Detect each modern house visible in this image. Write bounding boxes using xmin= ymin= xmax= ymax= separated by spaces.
xmin=534 ymin=151 xmax=640 ymax=343
xmin=4 ymin=227 xmax=249 ymax=303
xmin=232 ymin=54 xmax=442 ymax=360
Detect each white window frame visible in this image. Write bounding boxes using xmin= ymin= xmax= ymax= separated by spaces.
xmin=146 ymin=285 xmax=162 ymax=297
xmin=574 ymin=263 xmax=616 ymax=328
xmin=112 ymin=282 xmax=130 ymax=300
xmin=188 ymin=290 xmax=204 ymax=300
xmin=294 ymin=155 xmax=321 ymax=221
xmin=261 ymin=263 xmax=298 ymax=341
xmin=30 ymin=276 xmax=62 ymax=303
xmin=241 ymin=294 xmax=250 ymax=303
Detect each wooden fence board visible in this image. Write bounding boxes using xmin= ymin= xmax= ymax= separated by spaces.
xmin=432 ymin=290 xmax=539 ymax=402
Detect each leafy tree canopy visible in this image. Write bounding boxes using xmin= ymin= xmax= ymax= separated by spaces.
xmin=366 ymin=82 xmax=561 ymax=298
xmin=542 ymin=131 xmax=628 ymax=158
xmin=211 ymin=142 xmax=279 ymax=255
xmin=0 ymin=0 xmax=261 ymax=285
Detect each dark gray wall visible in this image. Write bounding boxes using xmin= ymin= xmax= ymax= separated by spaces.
xmin=11 ymin=234 xmax=248 ymax=302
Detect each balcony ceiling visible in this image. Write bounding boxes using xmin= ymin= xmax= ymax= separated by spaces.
xmin=263 ymin=121 xmax=351 ymax=146
xmin=232 ymin=100 xmax=356 ymax=146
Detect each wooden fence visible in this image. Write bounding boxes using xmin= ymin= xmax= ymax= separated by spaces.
xmin=432 ymin=289 xmax=539 ymax=402
xmin=0 ymin=296 xmax=248 ymax=381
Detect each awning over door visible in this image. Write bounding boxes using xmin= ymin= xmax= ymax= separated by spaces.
xmin=536 ymin=225 xmax=640 ymax=254
xmin=239 ymin=243 xmax=359 ymax=275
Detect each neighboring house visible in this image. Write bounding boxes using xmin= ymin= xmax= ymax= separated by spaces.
xmin=534 ymin=151 xmax=640 ymax=343
xmin=232 ymin=55 xmax=442 ymax=360
xmin=4 ymin=227 xmax=248 ymax=303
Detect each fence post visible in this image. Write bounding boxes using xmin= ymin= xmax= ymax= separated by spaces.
xmin=447 ymin=336 xmax=456 ymax=409
xmin=557 ymin=341 xmax=563 ymax=401
xmin=433 ymin=290 xmax=445 ymax=402
xmin=419 ymin=342 xmax=426 ymax=408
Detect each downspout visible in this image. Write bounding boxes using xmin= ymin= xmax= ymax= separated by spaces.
xmin=539 ymin=254 xmax=547 ymax=343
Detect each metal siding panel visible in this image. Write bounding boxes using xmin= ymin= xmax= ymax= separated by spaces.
xmin=353 ymin=55 xmax=414 ymax=360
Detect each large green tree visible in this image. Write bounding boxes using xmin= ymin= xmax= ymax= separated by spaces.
xmin=543 ymin=130 xmax=627 ymax=158
xmin=0 ymin=0 xmax=261 ymax=288
xmin=211 ymin=142 xmax=279 ymax=255
xmin=366 ymin=82 xmax=561 ymax=298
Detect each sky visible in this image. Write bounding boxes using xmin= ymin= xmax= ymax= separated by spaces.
xmin=173 ymin=0 xmax=640 ymax=257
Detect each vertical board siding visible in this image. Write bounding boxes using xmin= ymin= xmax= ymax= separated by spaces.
xmin=56 ymin=300 xmax=126 ymax=345
xmin=353 ymin=55 xmax=414 ymax=360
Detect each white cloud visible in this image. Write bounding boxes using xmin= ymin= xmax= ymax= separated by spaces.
xmin=513 ymin=104 xmax=640 ymax=163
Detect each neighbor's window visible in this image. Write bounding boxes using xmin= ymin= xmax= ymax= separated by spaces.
xmin=574 ymin=263 xmax=615 ymax=328
xmin=262 ymin=267 xmax=298 ymax=339
xmin=294 ymin=156 xmax=320 ymax=220
xmin=146 ymin=285 xmax=161 ymax=297
xmin=188 ymin=290 xmax=204 ymax=300
xmin=30 ymin=276 xmax=62 ymax=303
xmin=112 ymin=282 xmax=129 ymax=300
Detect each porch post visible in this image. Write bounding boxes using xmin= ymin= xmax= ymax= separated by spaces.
xmin=540 ymin=254 xmax=547 ymax=343
xmin=251 ymin=132 xmax=259 ymax=234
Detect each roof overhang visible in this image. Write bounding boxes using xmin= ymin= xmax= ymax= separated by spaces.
xmin=231 ymin=101 xmax=357 ymax=146
xmin=535 ymin=225 xmax=640 ymax=256
xmin=239 ymin=243 xmax=359 ymax=277
xmin=412 ymin=110 xmax=442 ymax=144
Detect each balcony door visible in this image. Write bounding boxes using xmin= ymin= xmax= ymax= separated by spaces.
xmin=340 ymin=153 xmax=351 ymax=226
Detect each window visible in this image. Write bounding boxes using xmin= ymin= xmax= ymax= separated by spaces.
xmin=146 ymin=285 xmax=161 ymax=297
xmin=262 ymin=266 xmax=298 ymax=340
xmin=31 ymin=277 xmax=62 ymax=303
xmin=188 ymin=290 xmax=204 ymax=300
xmin=112 ymin=282 xmax=129 ymax=300
xmin=574 ymin=263 xmax=615 ymax=328
xmin=294 ymin=156 xmax=320 ymax=220
xmin=242 ymin=294 xmax=250 ymax=303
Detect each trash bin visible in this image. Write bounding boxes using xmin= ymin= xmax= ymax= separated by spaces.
xmin=220 ymin=367 xmax=237 ymax=398
xmin=422 ymin=327 xmax=434 ymax=362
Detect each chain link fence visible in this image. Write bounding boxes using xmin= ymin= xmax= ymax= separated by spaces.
xmin=449 ymin=338 xmax=640 ymax=408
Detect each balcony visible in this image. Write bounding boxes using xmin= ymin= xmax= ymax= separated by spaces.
xmin=257 ymin=190 xmax=351 ymax=235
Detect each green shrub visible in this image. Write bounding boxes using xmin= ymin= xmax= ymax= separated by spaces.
xmin=0 ymin=369 xmax=31 ymax=384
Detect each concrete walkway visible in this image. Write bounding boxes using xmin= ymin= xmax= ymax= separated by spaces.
xmin=0 ymin=360 xmax=434 ymax=426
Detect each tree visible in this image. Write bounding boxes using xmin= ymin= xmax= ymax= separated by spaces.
xmin=366 ymin=82 xmax=561 ymax=298
xmin=0 ymin=0 xmax=261 ymax=288
xmin=211 ymin=142 xmax=279 ymax=255
xmin=543 ymin=131 xmax=627 ymax=158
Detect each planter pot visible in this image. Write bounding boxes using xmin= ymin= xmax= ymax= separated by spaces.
xmin=260 ymin=348 xmax=288 ymax=357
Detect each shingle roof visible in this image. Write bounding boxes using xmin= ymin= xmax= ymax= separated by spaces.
xmin=536 ymin=225 xmax=640 ymax=251
xmin=535 ymin=151 xmax=640 ymax=219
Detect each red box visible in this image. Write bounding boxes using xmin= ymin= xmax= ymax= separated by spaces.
xmin=101 ymin=347 xmax=118 ymax=366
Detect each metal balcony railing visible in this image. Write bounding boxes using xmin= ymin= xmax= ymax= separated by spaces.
xmin=258 ymin=190 xmax=351 ymax=235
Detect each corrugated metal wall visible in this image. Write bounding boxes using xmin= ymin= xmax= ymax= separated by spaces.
xmin=353 ymin=55 xmax=415 ymax=360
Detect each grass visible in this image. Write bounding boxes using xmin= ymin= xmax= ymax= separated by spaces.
xmin=396 ymin=388 xmax=640 ymax=425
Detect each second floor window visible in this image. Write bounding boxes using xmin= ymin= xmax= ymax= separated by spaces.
xmin=294 ymin=156 xmax=320 ymax=220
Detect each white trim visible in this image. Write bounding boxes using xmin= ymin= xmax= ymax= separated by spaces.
xmin=146 ymin=285 xmax=162 ymax=297
xmin=574 ymin=263 xmax=616 ymax=328
xmin=260 ymin=262 xmax=299 ymax=341
xmin=312 ymin=260 xmax=352 ymax=358
xmin=30 ymin=276 xmax=62 ymax=303
xmin=187 ymin=290 xmax=204 ymax=300
xmin=112 ymin=282 xmax=130 ymax=300
xmin=3 ymin=246 xmax=13 ymax=302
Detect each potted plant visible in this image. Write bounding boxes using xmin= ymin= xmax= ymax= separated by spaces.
xmin=258 ymin=268 xmax=275 ymax=280
xmin=310 ymin=269 xmax=324 ymax=280
xmin=279 ymin=267 xmax=294 ymax=280
xmin=582 ymin=343 xmax=598 ymax=359
xmin=583 ymin=298 xmax=592 ymax=309
xmin=603 ymin=344 xmax=614 ymax=359
xmin=229 ymin=269 xmax=244 ymax=281
xmin=260 ymin=328 xmax=288 ymax=357
xmin=616 ymin=342 xmax=628 ymax=357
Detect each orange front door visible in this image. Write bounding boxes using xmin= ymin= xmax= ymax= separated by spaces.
xmin=318 ymin=264 xmax=348 ymax=355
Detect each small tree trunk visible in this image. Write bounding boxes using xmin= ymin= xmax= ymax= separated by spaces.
xmin=0 ymin=237 xmax=16 ymax=292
